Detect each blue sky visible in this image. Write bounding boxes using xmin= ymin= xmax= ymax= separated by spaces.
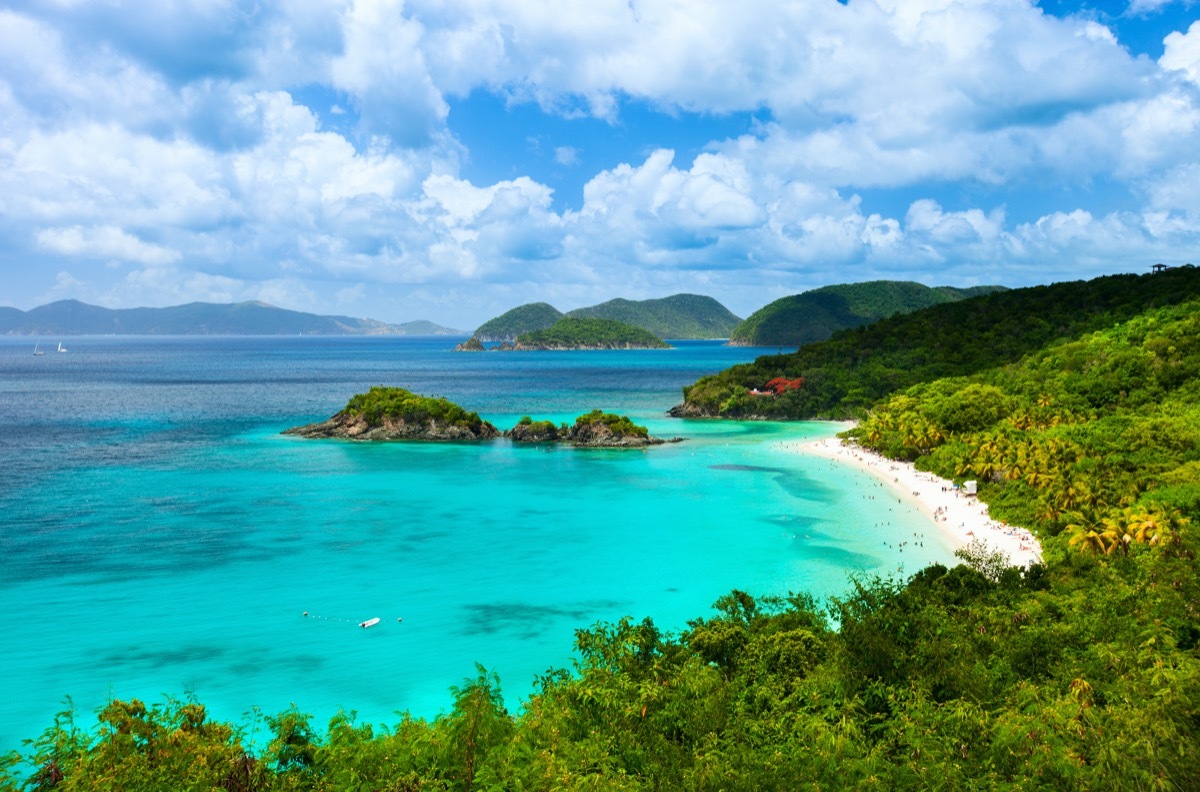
xmin=2 ymin=0 xmax=1199 ymax=329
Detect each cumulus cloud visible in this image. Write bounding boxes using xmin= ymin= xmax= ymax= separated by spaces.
xmin=1162 ymin=20 xmax=1200 ymax=86
xmin=3 ymin=0 xmax=1200 ymax=326
xmin=36 ymin=225 xmax=180 ymax=266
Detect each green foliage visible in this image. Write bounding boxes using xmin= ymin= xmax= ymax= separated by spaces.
xmin=684 ymin=267 xmax=1200 ymax=418
xmin=10 ymin=270 xmax=1200 ymax=790
xmin=343 ymin=386 xmax=489 ymax=432
xmin=474 ymin=302 xmax=564 ymax=341
xmin=565 ymin=293 xmax=741 ymax=339
xmin=728 ymin=279 xmax=1006 ymax=347
xmin=516 ymin=318 xmax=670 ymax=349
xmin=573 ymin=409 xmax=649 ymax=438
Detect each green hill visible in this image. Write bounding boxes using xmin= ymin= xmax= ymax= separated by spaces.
xmin=678 ymin=266 xmax=1200 ymax=419
xmin=514 ymin=317 xmax=670 ymax=350
xmin=473 ymin=294 xmax=740 ymax=342
xmin=729 ymin=280 xmax=1005 ymax=347
xmin=474 ymin=302 xmax=564 ymax=341
xmin=566 ymin=294 xmax=741 ymax=339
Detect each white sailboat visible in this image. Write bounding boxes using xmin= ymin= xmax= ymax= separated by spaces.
xmin=57 ymin=342 xmax=67 ymax=353
xmin=33 ymin=343 xmax=44 ymax=356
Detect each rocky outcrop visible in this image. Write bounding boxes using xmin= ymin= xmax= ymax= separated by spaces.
xmin=566 ymin=421 xmax=668 ymax=447
xmin=504 ymin=412 xmax=684 ymax=447
xmin=667 ymin=402 xmax=713 ymax=418
xmin=284 ymin=412 xmax=500 ymax=441
xmin=454 ymin=336 xmax=485 ymax=351
xmin=505 ymin=419 xmax=564 ymax=443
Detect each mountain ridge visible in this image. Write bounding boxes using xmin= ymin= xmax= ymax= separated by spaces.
xmin=473 ymin=294 xmax=740 ymax=341
xmin=0 ymin=299 xmax=463 ymax=336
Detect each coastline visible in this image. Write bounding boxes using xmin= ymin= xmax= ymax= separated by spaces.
xmin=782 ymin=431 xmax=1042 ymax=568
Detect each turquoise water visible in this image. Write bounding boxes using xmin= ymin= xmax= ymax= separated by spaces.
xmin=0 ymin=337 xmax=952 ymax=750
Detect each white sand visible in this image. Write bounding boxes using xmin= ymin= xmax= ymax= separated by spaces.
xmin=783 ymin=434 xmax=1042 ymax=568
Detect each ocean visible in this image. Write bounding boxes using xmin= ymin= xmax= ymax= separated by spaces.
xmin=0 ymin=336 xmax=951 ymax=750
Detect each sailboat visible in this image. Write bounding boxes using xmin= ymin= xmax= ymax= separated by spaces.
xmin=57 ymin=342 xmax=67 ymax=353
xmin=33 ymin=343 xmax=44 ymax=356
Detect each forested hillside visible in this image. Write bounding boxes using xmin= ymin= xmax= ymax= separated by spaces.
xmin=472 ymin=294 xmax=740 ymax=342
xmin=514 ymin=318 xmax=670 ymax=350
xmin=566 ymin=294 xmax=741 ymax=339
xmin=728 ymin=281 xmax=1003 ymax=347
xmin=473 ymin=302 xmax=564 ymax=341
xmin=8 ymin=269 xmax=1200 ymax=790
xmin=679 ymin=267 xmax=1200 ymax=419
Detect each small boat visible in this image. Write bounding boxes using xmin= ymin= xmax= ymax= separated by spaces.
xmin=57 ymin=342 xmax=67 ymax=353
xmin=358 ymin=617 xmax=380 ymax=629
xmin=33 ymin=343 xmax=44 ymax=356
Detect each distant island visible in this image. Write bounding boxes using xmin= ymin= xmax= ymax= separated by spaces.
xmin=458 ymin=317 xmax=671 ymax=351
xmin=285 ymin=388 xmax=674 ymax=447
xmin=473 ymin=294 xmax=741 ymax=341
xmin=0 ymin=299 xmax=463 ymax=336
xmin=727 ymin=281 xmax=1007 ymax=347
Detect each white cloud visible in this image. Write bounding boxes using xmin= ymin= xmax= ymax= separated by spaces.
xmin=36 ymin=225 xmax=180 ymax=266
xmin=5 ymin=0 xmax=1200 ymax=326
xmin=1162 ymin=20 xmax=1200 ymax=86
xmin=330 ymin=0 xmax=448 ymax=145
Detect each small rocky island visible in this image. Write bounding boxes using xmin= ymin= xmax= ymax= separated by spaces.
xmin=285 ymin=389 xmax=680 ymax=448
xmin=283 ymin=386 xmax=500 ymax=441
xmin=506 ymin=410 xmax=681 ymax=447
xmin=456 ymin=317 xmax=670 ymax=351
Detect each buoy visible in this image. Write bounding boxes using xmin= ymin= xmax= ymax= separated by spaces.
xmin=302 ymin=611 xmax=309 ymax=617
xmin=397 ymin=617 xmax=403 ymax=623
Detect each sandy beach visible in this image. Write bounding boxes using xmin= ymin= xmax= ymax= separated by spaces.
xmin=783 ymin=433 xmax=1042 ymax=568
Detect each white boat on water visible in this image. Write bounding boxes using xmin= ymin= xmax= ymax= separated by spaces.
xmin=33 ymin=343 xmax=44 ymax=356
xmin=359 ymin=617 xmax=380 ymax=629
xmin=57 ymin=342 xmax=67 ymax=353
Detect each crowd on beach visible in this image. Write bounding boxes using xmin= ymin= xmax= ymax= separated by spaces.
xmin=779 ymin=435 xmax=1043 ymax=568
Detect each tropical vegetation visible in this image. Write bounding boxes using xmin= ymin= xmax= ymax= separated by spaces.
xmin=515 ymin=318 xmax=670 ymax=350
xmin=680 ymin=267 xmax=1200 ymax=418
xmin=728 ymin=280 xmax=1004 ymax=348
xmin=571 ymin=409 xmax=650 ymax=438
xmin=566 ymin=294 xmax=741 ymax=339
xmin=342 ymin=387 xmax=493 ymax=435
xmin=9 ymin=268 xmax=1200 ymax=790
xmin=473 ymin=294 xmax=741 ymax=342
xmin=473 ymin=302 xmax=564 ymax=341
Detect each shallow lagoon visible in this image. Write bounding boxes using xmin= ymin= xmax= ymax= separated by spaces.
xmin=0 ymin=337 xmax=950 ymax=749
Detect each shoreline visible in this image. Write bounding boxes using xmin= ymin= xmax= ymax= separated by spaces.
xmin=782 ymin=432 xmax=1042 ymax=568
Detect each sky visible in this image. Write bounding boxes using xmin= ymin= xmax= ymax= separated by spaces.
xmin=2 ymin=0 xmax=1200 ymax=330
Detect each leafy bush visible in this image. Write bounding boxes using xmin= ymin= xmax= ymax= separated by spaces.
xmin=343 ymin=386 xmax=487 ymax=432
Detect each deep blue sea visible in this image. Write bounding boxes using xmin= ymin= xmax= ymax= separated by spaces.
xmin=0 ymin=336 xmax=952 ymax=751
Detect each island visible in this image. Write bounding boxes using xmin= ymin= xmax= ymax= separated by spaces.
xmin=283 ymin=386 xmax=500 ymax=440
xmin=506 ymin=411 xmax=681 ymax=447
xmin=284 ymin=390 xmax=677 ymax=448
xmin=468 ymin=294 xmax=740 ymax=343
xmin=457 ymin=317 xmax=670 ymax=351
